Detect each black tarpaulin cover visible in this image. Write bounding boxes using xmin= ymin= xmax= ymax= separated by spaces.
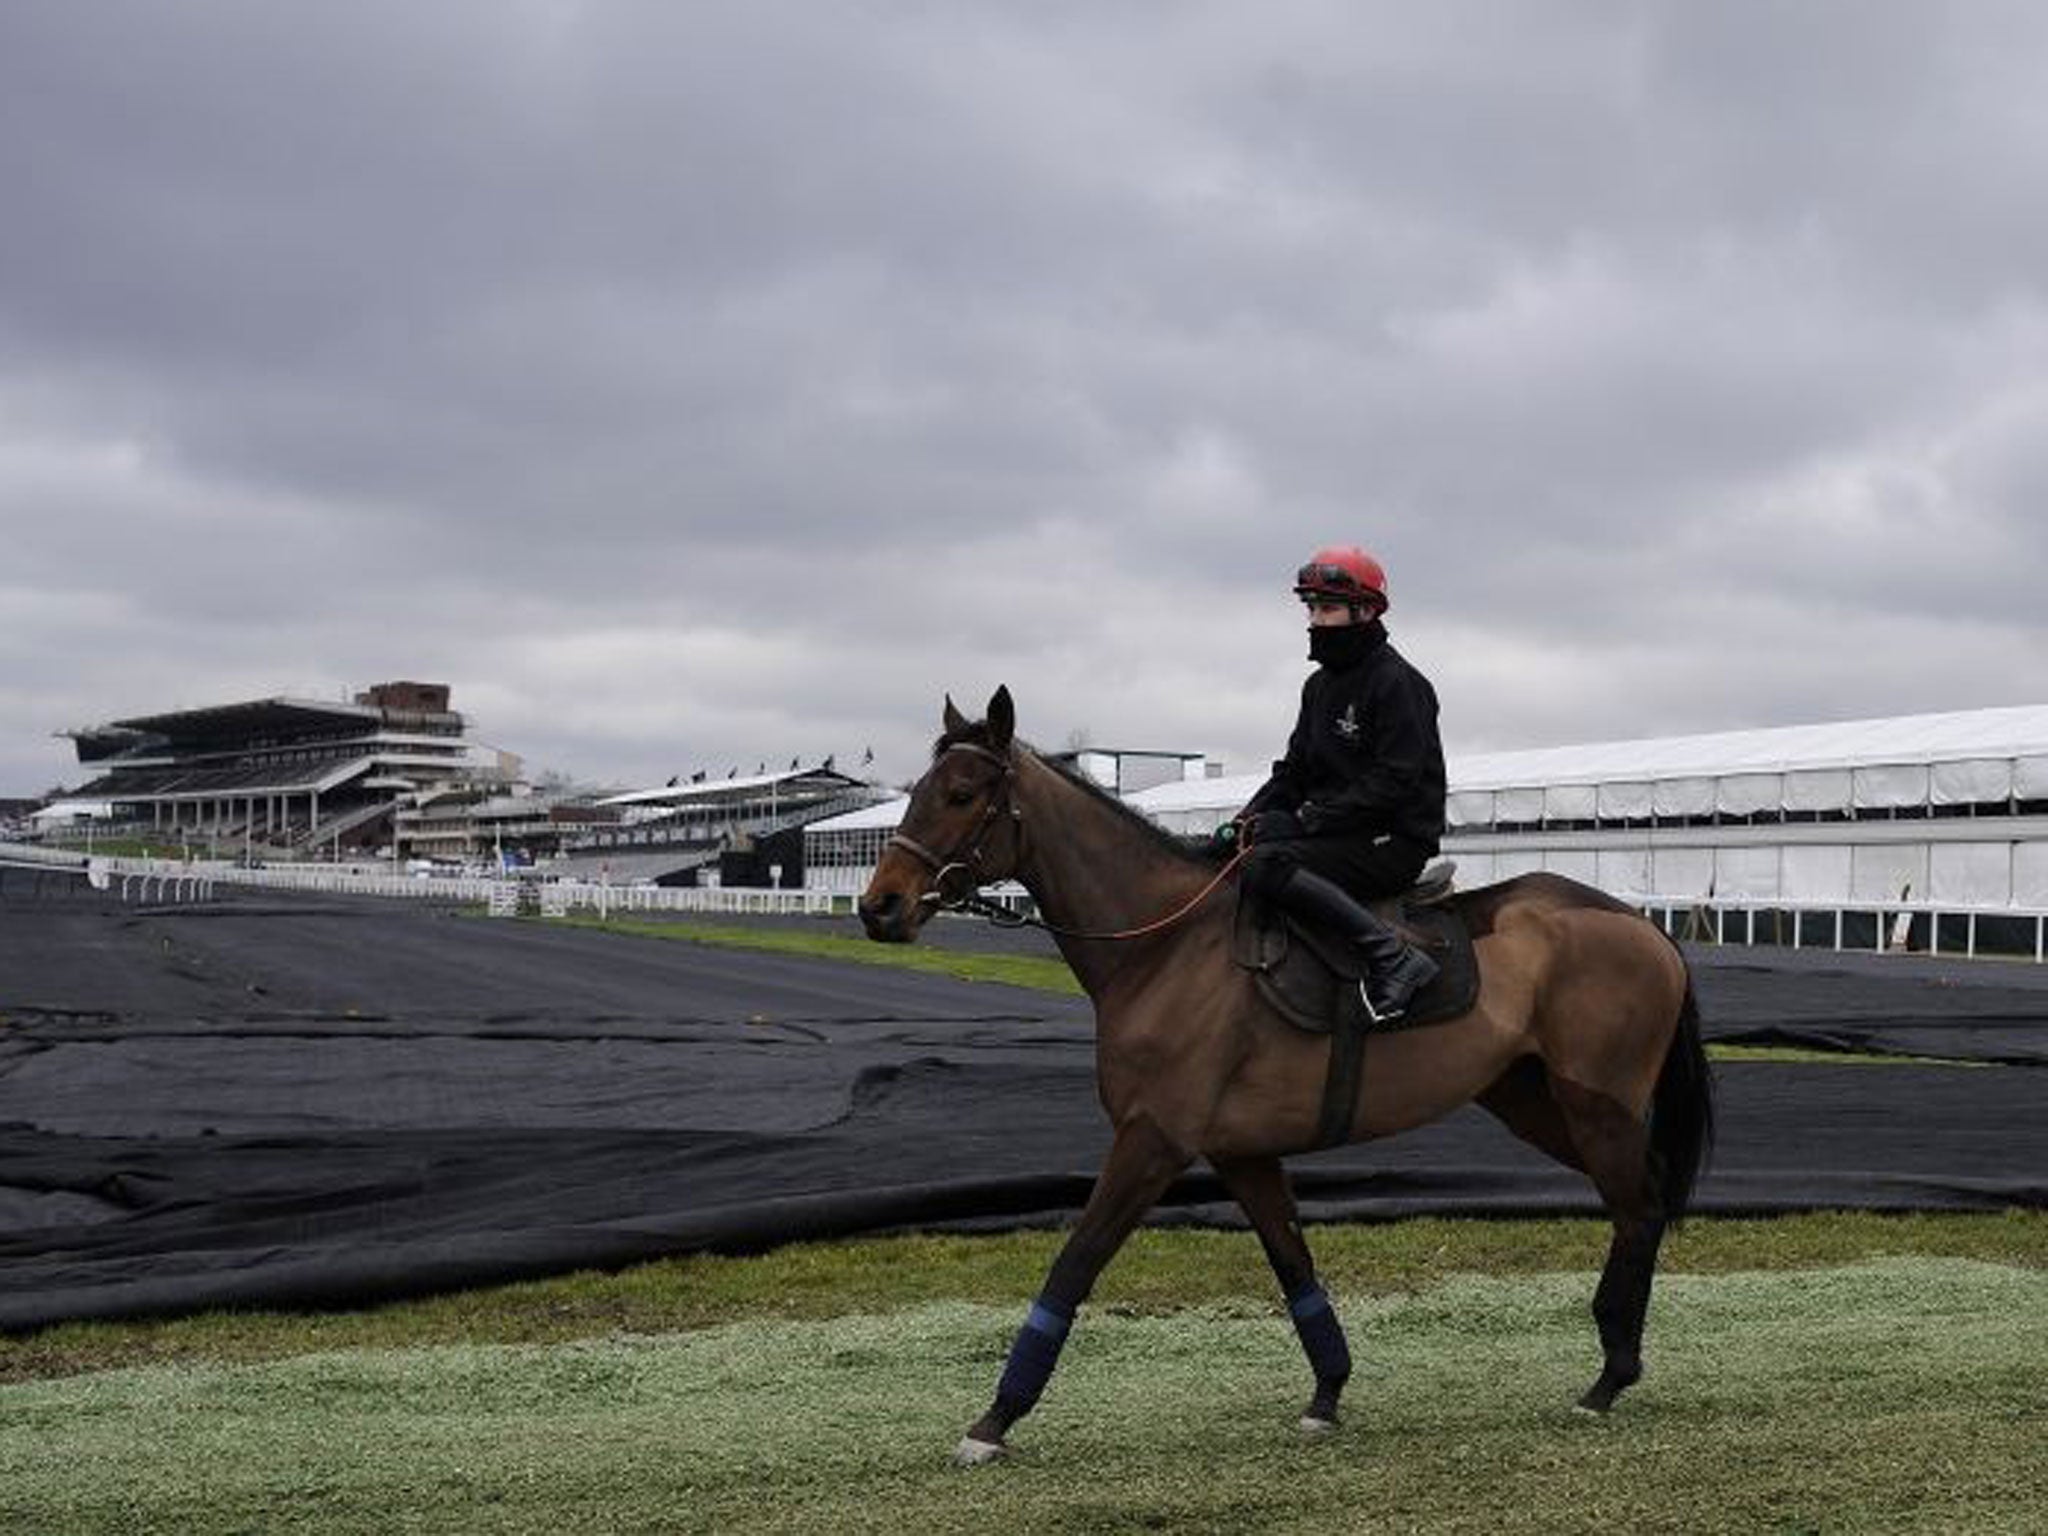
xmin=2 ymin=888 xmax=2043 ymax=1331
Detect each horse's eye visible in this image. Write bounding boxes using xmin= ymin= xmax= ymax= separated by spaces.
xmin=946 ymin=787 xmax=977 ymax=807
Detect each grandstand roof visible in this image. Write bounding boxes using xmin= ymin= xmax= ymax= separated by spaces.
xmin=101 ymin=697 xmax=383 ymax=741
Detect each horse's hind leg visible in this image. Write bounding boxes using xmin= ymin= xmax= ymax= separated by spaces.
xmin=1212 ymin=1155 xmax=1352 ymax=1433
xmin=1551 ymin=1077 xmax=1666 ymax=1414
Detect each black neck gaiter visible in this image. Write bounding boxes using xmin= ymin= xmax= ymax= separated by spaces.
xmin=1307 ymin=619 xmax=1383 ymax=669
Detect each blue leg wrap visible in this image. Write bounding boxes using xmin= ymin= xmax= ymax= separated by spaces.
xmin=995 ymin=1297 xmax=1074 ymax=1413
xmin=1287 ymin=1282 xmax=1352 ymax=1384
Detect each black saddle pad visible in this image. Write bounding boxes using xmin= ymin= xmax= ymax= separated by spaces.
xmin=1232 ymin=891 xmax=1479 ymax=1033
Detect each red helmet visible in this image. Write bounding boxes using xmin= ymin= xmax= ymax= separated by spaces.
xmin=1293 ymin=546 xmax=1389 ymax=613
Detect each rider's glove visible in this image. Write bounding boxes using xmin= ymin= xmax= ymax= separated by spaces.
xmin=1249 ymin=808 xmax=1304 ymax=845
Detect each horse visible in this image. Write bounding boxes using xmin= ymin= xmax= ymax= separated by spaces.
xmin=859 ymin=687 xmax=1715 ymax=1466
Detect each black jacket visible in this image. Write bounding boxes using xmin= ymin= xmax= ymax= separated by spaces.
xmin=1243 ymin=622 xmax=1446 ymax=851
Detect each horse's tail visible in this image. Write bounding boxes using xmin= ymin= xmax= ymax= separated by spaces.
xmin=1651 ymin=963 xmax=1715 ymax=1225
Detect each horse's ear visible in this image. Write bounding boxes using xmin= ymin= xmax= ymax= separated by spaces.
xmin=942 ymin=694 xmax=969 ymax=736
xmin=986 ymin=685 xmax=1015 ymax=751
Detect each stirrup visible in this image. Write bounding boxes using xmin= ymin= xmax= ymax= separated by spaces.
xmin=1357 ymin=980 xmax=1405 ymax=1025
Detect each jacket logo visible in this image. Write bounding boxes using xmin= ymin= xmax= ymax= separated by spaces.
xmin=1334 ymin=703 xmax=1361 ymax=742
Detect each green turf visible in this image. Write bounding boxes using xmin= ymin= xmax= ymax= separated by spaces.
xmin=2 ymin=1258 xmax=2042 ymax=1535
xmin=8 ymin=1213 xmax=2041 ymax=1385
xmin=549 ymin=914 xmax=1088 ymax=994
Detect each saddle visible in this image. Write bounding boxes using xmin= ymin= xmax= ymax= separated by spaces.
xmin=1231 ymin=858 xmax=1480 ymax=1148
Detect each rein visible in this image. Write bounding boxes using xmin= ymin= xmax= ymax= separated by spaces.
xmin=888 ymin=742 xmax=1248 ymax=943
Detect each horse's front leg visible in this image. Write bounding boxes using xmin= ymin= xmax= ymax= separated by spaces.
xmin=1212 ymin=1155 xmax=1352 ymax=1433
xmin=958 ymin=1116 xmax=1189 ymax=1465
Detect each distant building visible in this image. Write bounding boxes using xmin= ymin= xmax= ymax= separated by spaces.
xmin=394 ymin=785 xmax=620 ymax=868
xmin=551 ymin=766 xmax=891 ymax=887
xmin=1054 ymin=747 xmax=1220 ymax=796
xmin=59 ymin=681 xmax=498 ymax=856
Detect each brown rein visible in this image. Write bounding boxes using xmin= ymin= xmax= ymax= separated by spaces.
xmin=1027 ymin=847 xmax=1247 ymax=943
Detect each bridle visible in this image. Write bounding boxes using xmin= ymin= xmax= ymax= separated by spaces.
xmin=884 ymin=742 xmax=1021 ymax=915
xmin=884 ymin=741 xmax=1247 ymax=942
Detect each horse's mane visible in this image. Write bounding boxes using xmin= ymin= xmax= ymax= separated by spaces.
xmin=932 ymin=722 xmax=1215 ymax=868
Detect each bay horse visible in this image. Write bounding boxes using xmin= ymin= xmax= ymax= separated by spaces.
xmin=859 ymin=687 xmax=1714 ymax=1466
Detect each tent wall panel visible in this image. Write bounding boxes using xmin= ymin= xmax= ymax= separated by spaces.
xmin=1932 ymin=758 xmax=2014 ymax=805
xmin=1781 ymin=844 xmax=1854 ymax=902
xmin=1447 ymin=790 xmax=1494 ymax=829
xmin=1494 ymin=787 xmax=1545 ymax=823
xmin=1714 ymin=845 xmax=1781 ymax=899
xmin=1853 ymin=764 xmax=1930 ymax=809
xmin=1597 ymin=782 xmax=1653 ymax=820
xmin=2014 ymin=843 xmax=2048 ymax=906
xmin=1543 ymin=784 xmax=1597 ymax=821
xmin=1653 ymin=778 xmax=1716 ymax=817
xmin=1651 ymin=846 xmax=1714 ymax=898
xmin=1851 ymin=843 xmax=1929 ymax=903
xmin=1717 ymin=773 xmax=1783 ymax=816
xmin=1928 ymin=842 xmax=2012 ymax=906
xmin=1783 ymin=768 xmax=1853 ymax=813
xmin=1597 ymin=847 xmax=1652 ymax=898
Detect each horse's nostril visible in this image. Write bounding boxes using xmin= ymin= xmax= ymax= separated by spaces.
xmin=860 ymin=891 xmax=906 ymax=931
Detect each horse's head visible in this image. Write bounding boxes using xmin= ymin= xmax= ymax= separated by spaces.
xmin=859 ymin=685 xmax=1023 ymax=943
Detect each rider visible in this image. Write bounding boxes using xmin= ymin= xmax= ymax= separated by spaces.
xmin=1218 ymin=545 xmax=1446 ymax=1021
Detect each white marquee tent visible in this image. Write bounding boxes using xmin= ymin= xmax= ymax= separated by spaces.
xmin=813 ymin=705 xmax=2048 ymax=951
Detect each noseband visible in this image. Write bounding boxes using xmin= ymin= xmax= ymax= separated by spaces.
xmin=885 ymin=742 xmax=1021 ymax=913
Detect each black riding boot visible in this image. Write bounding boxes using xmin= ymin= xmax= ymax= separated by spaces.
xmin=1273 ymin=866 xmax=1440 ymax=1021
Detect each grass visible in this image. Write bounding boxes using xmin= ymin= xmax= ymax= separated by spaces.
xmin=551 ymin=914 xmax=1089 ymax=995
xmin=6 ymin=1213 xmax=2041 ymax=1384
xmin=1 ymin=1235 xmax=2043 ymax=1534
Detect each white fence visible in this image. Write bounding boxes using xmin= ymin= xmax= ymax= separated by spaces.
xmin=11 ymin=840 xmax=2042 ymax=957
xmin=0 ymin=842 xmax=843 ymax=917
xmin=1 ymin=844 xmax=217 ymax=903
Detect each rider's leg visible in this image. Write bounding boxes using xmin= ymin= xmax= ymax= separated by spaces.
xmin=1244 ymin=840 xmax=1438 ymax=1020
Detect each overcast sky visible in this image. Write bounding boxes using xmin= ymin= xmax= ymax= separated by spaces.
xmin=5 ymin=2 xmax=2046 ymax=797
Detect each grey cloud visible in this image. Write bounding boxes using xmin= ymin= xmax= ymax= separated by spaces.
xmin=5 ymin=1 xmax=2047 ymax=794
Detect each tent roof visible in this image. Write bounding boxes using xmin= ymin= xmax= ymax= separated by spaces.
xmin=1124 ymin=703 xmax=2048 ymax=816
xmin=804 ymin=795 xmax=911 ymax=832
xmin=598 ymin=767 xmax=870 ymax=807
xmin=1447 ymin=703 xmax=2048 ymax=790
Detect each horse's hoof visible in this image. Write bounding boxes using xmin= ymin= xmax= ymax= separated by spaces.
xmin=953 ymin=1435 xmax=1007 ymax=1468
xmin=1576 ymin=1364 xmax=1640 ymax=1415
xmin=1298 ymin=1413 xmax=1338 ymax=1436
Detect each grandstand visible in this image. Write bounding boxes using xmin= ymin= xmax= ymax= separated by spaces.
xmin=806 ymin=705 xmax=2048 ymax=960
xmin=58 ymin=681 xmax=499 ymax=858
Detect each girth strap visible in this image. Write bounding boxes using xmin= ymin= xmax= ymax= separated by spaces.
xmin=1314 ymin=1002 xmax=1370 ymax=1149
